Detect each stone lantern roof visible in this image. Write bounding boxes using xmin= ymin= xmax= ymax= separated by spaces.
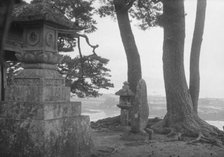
xmin=4 ymin=2 xmax=80 ymax=61
xmin=11 ymin=2 xmax=74 ymax=28
xmin=115 ymin=81 xmax=135 ymax=96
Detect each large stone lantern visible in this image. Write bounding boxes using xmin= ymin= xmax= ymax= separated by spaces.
xmin=115 ymin=81 xmax=134 ymax=126
xmin=0 ymin=2 xmax=92 ymax=157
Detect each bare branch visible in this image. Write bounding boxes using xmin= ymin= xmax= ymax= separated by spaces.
xmin=57 ymin=28 xmax=99 ymax=55
xmin=76 ymin=33 xmax=99 ymax=55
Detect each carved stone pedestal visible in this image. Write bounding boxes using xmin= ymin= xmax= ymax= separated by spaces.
xmin=0 ymin=66 xmax=92 ymax=157
xmin=117 ymin=104 xmax=132 ymax=126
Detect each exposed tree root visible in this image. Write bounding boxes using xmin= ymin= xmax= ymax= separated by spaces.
xmin=166 ymin=128 xmax=176 ymax=137
xmin=187 ymin=132 xmax=223 ymax=147
xmin=150 ymin=114 xmax=224 ymax=147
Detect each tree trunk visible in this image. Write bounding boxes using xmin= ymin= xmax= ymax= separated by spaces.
xmin=189 ymin=0 xmax=207 ymax=114
xmin=162 ymin=0 xmax=196 ymax=128
xmin=152 ymin=0 xmax=223 ymax=142
xmin=114 ymin=2 xmax=142 ymax=93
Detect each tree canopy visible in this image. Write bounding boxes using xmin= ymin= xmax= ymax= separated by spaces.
xmin=31 ymin=0 xmax=97 ymax=33
xmin=97 ymin=0 xmax=162 ymax=30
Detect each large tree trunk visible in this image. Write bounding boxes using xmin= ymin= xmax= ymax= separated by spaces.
xmin=152 ymin=0 xmax=223 ymax=143
xmin=114 ymin=1 xmax=142 ymax=93
xmin=189 ymin=0 xmax=207 ymax=114
xmin=162 ymin=0 xmax=196 ymax=131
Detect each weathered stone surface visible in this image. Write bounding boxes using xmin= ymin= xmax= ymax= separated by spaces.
xmin=116 ymin=82 xmax=134 ymax=126
xmin=0 ymin=101 xmax=81 ymax=120
xmin=5 ymin=68 xmax=71 ymax=102
xmin=0 ymin=113 xmax=92 ymax=157
xmin=119 ymin=108 xmax=130 ymax=126
xmin=14 ymin=68 xmax=64 ymax=79
xmin=6 ymin=86 xmax=70 ymax=102
xmin=131 ymin=79 xmax=149 ymax=133
xmin=2 ymin=66 xmax=92 ymax=156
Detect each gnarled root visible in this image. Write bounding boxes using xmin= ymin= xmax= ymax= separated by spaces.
xmin=165 ymin=129 xmax=183 ymax=141
xmin=187 ymin=132 xmax=223 ymax=147
xmin=150 ymin=114 xmax=224 ymax=146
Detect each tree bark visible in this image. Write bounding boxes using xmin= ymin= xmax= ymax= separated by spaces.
xmin=189 ymin=0 xmax=207 ymax=114
xmin=114 ymin=1 xmax=142 ymax=93
xmin=162 ymin=0 xmax=196 ymax=127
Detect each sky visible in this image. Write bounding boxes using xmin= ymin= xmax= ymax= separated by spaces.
xmin=25 ymin=0 xmax=224 ymax=98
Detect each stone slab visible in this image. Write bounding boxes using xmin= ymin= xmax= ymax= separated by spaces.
xmin=5 ymin=86 xmax=70 ymax=102
xmin=0 ymin=101 xmax=81 ymax=120
xmin=15 ymin=68 xmax=64 ymax=79
xmin=131 ymin=79 xmax=149 ymax=133
xmin=13 ymin=78 xmax=65 ymax=86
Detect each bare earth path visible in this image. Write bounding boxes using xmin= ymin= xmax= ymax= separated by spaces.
xmin=91 ymin=129 xmax=224 ymax=157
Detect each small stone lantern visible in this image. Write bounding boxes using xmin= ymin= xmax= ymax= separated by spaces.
xmin=115 ymin=81 xmax=134 ymax=126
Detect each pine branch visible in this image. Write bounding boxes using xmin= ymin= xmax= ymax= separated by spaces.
xmin=57 ymin=28 xmax=99 ymax=55
xmin=76 ymin=33 xmax=99 ymax=55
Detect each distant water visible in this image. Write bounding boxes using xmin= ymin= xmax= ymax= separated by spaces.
xmin=83 ymin=110 xmax=224 ymax=131
xmin=207 ymin=121 xmax=224 ymax=130
xmin=82 ymin=109 xmax=119 ymax=121
xmin=82 ymin=109 xmax=108 ymax=121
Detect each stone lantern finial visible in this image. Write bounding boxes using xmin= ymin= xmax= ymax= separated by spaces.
xmin=115 ymin=81 xmax=134 ymax=96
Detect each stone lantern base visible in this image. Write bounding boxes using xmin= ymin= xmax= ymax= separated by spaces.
xmin=0 ymin=66 xmax=92 ymax=157
xmin=0 ymin=102 xmax=92 ymax=157
xmin=117 ymin=104 xmax=132 ymax=126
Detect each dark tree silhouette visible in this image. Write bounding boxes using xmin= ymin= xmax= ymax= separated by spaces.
xmin=189 ymin=0 xmax=207 ymax=114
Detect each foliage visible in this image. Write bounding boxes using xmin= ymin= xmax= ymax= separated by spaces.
xmin=97 ymin=0 xmax=163 ymax=30
xmin=31 ymin=0 xmax=97 ymax=33
xmin=58 ymin=54 xmax=113 ymax=97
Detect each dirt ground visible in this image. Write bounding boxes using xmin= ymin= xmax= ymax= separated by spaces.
xmin=91 ymin=128 xmax=224 ymax=157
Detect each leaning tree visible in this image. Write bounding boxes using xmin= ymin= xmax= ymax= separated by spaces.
xmin=98 ymin=0 xmax=141 ymax=93
xmin=98 ymin=0 xmax=161 ymax=93
xmin=152 ymin=0 xmax=224 ymax=144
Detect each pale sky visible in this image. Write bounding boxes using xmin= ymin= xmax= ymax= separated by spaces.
xmin=25 ymin=0 xmax=224 ymax=98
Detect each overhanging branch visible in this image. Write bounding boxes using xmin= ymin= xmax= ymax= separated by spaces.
xmin=57 ymin=28 xmax=99 ymax=55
